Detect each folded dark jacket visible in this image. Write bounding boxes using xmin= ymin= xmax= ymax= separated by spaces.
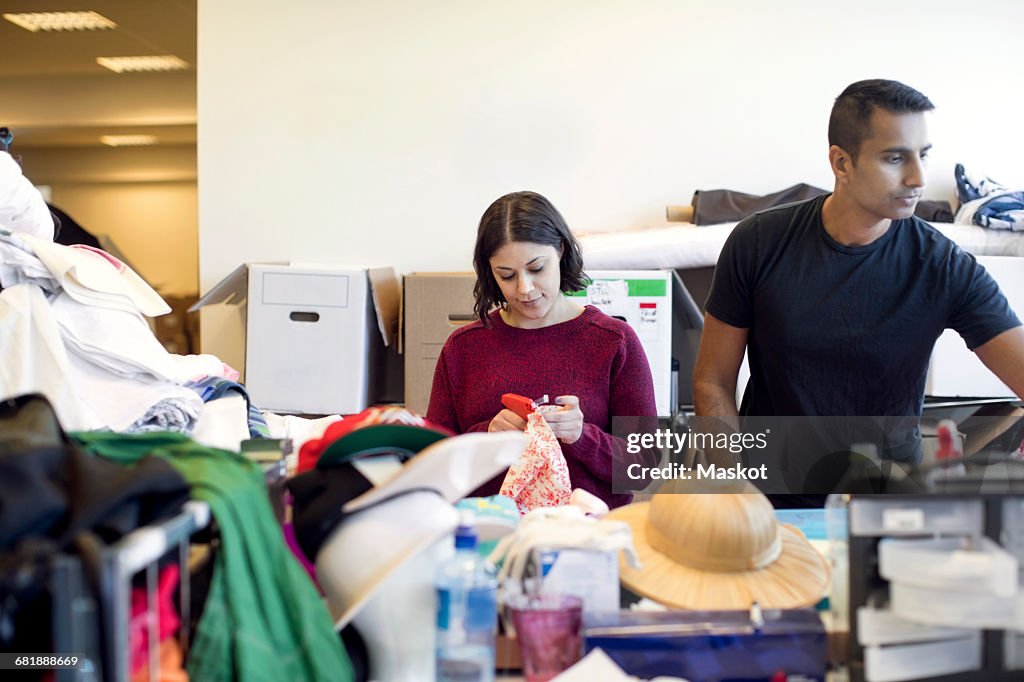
xmin=692 ymin=184 xmax=953 ymax=225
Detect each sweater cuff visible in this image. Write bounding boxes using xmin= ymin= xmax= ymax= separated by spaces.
xmin=562 ymin=423 xmax=601 ymax=461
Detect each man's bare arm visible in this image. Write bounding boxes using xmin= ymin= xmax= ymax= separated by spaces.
xmin=974 ymin=326 xmax=1024 ymax=400
xmin=693 ymin=312 xmax=748 ymax=418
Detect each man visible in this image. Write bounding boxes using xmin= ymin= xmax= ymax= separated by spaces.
xmin=692 ymin=79 xmax=1024 ymax=495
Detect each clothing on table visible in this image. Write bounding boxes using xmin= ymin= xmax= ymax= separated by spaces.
xmin=49 ymin=204 xmax=101 ymax=249
xmin=185 ymin=376 xmax=271 ymax=439
xmin=0 ymin=151 xmax=54 ymax=241
xmin=706 ymin=194 xmax=1020 ymax=423
xmin=130 ymin=638 xmax=189 ymax=682
xmin=0 ymin=394 xmax=190 ymax=672
xmin=692 ymin=183 xmax=954 ymax=225
xmin=691 ymin=183 xmax=829 ymax=225
xmin=426 ymin=305 xmax=658 ymax=509
xmin=914 ymin=199 xmax=955 ymax=223
xmin=72 ymin=431 xmax=354 ymax=682
xmin=954 ymin=163 xmax=1024 ymax=231
xmin=130 ymin=564 xmax=182 ymax=675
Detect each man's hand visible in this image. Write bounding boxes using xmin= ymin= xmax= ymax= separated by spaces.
xmin=542 ymin=395 xmax=584 ymax=444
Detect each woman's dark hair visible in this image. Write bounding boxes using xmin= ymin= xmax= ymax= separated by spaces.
xmin=472 ymin=191 xmax=588 ymax=325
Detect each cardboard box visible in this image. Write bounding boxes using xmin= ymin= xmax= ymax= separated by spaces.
xmin=402 ymin=273 xmax=477 ymax=415
xmin=927 ymin=256 xmax=1024 ymax=398
xmin=192 ymin=263 xmax=400 ymax=415
xmin=403 ymin=270 xmax=687 ymax=417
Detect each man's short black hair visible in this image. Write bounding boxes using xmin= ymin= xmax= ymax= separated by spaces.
xmin=828 ymin=79 xmax=935 ymax=159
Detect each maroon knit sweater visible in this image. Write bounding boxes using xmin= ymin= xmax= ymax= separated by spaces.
xmin=426 ymin=305 xmax=658 ymax=508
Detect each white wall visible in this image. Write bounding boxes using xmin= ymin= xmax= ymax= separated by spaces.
xmin=20 ymin=145 xmax=199 ymax=297
xmin=197 ymin=0 xmax=1024 ymax=365
xmin=50 ymin=182 xmax=198 ymax=296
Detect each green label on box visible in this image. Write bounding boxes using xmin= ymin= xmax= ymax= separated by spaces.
xmin=567 ymin=279 xmax=667 ymax=297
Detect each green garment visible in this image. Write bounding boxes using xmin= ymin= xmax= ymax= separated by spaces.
xmin=72 ymin=431 xmax=353 ymax=682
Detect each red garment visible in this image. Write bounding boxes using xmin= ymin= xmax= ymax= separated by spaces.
xmin=130 ymin=639 xmax=189 ymax=682
xmin=130 ymin=564 xmax=181 ymax=675
xmin=427 ymin=305 xmax=658 ymax=508
xmin=296 ymin=406 xmax=450 ymax=472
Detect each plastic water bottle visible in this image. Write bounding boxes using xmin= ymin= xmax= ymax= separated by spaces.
xmin=435 ymin=511 xmax=497 ymax=682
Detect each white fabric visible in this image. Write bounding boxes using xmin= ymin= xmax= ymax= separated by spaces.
xmin=488 ymin=505 xmax=640 ymax=588
xmin=63 ymin=349 xmax=203 ymax=432
xmin=0 ymin=152 xmax=53 ymax=241
xmin=14 ymin=232 xmax=169 ymax=316
xmin=0 ymin=232 xmax=58 ymax=293
xmin=578 ymin=220 xmax=1024 ymax=271
xmin=261 ymin=412 xmax=343 ymax=452
xmin=50 ymin=292 xmax=223 ymax=384
xmin=0 ymin=284 xmax=104 ymax=430
xmin=552 ymin=647 xmax=691 ymax=682
xmin=191 ymin=395 xmax=250 ymax=451
xmin=0 ymin=233 xmax=227 ymax=436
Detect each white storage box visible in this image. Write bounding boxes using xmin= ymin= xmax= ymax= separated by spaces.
xmin=848 ymin=497 xmax=984 ymax=537
xmin=192 ymin=263 xmax=400 ymax=415
xmin=572 ymin=270 xmax=673 ymax=416
xmin=890 ymin=581 xmax=1024 ymax=630
xmin=863 ymin=632 xmax=982 ymax=682
xmin=879 ymin=536 xmax=1018 ymax=597
xmin=857 ymin=606 xmax=977 ymax=646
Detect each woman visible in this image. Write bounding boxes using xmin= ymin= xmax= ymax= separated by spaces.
xmin=426 ymin=191 xmax=658 ymax=508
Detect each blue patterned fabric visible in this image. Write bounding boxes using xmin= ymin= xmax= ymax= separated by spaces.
xmin=955 ymin=163 xmax=1024 ymax=231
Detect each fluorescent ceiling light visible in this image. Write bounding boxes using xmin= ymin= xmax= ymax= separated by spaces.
xmin=96 ymin=55 xmax=189 ymax=74
xmin=3 ymin=11 xmax=116 ymax=32
xmin=100 ymin=135 xmax=158 ymax=147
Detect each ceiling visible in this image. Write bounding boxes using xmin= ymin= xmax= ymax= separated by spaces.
xmin=0 ymin=0 xmax=197 ymax=153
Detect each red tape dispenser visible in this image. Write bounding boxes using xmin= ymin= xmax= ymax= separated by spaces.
xmin=501 ymin=393 xmax=549 ymax=420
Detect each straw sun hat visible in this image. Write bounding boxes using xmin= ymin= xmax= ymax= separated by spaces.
xmin=607 ymin=482 xmax=830 ymax=610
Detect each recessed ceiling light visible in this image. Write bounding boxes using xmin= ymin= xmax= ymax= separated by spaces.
xmin=96 ymin=55 xmax=189 ymax=74
xmin=100 ymin=135 xmax=158 ymax=147
xmin=3 ymin=11 xmax=116 ymax=32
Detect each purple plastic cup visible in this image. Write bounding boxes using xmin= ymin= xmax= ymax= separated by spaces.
xmin=507 ymin=594 xmax=583 ymax=682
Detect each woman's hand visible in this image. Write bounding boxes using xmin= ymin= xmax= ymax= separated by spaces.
xmin=488 ymin=409 xmax=527 ymax=433
xmin=541 ymin=395 xmax=584 ymax=444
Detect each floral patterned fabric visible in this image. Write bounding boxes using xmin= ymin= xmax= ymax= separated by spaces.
xmin=499 ymin=409 xmax=571 ymax=514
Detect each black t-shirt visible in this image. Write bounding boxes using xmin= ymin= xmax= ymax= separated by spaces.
xmin=707 ymin=194 xmax=1020 ymax=419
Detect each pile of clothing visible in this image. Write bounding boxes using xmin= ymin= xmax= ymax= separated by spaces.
xmin=955 ymin=163 xmax=1024 ymax=231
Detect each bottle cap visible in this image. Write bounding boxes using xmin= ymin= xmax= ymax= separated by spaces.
xmin=454 ymin=508 xmax=477 ymax=550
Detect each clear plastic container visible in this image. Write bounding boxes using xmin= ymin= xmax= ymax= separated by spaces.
xmin=878 ymin=536 xmax=1018 ymax=597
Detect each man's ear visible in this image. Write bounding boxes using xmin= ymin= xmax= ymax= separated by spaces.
xmin=829 ymin=144 xmax=853 ymax=181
